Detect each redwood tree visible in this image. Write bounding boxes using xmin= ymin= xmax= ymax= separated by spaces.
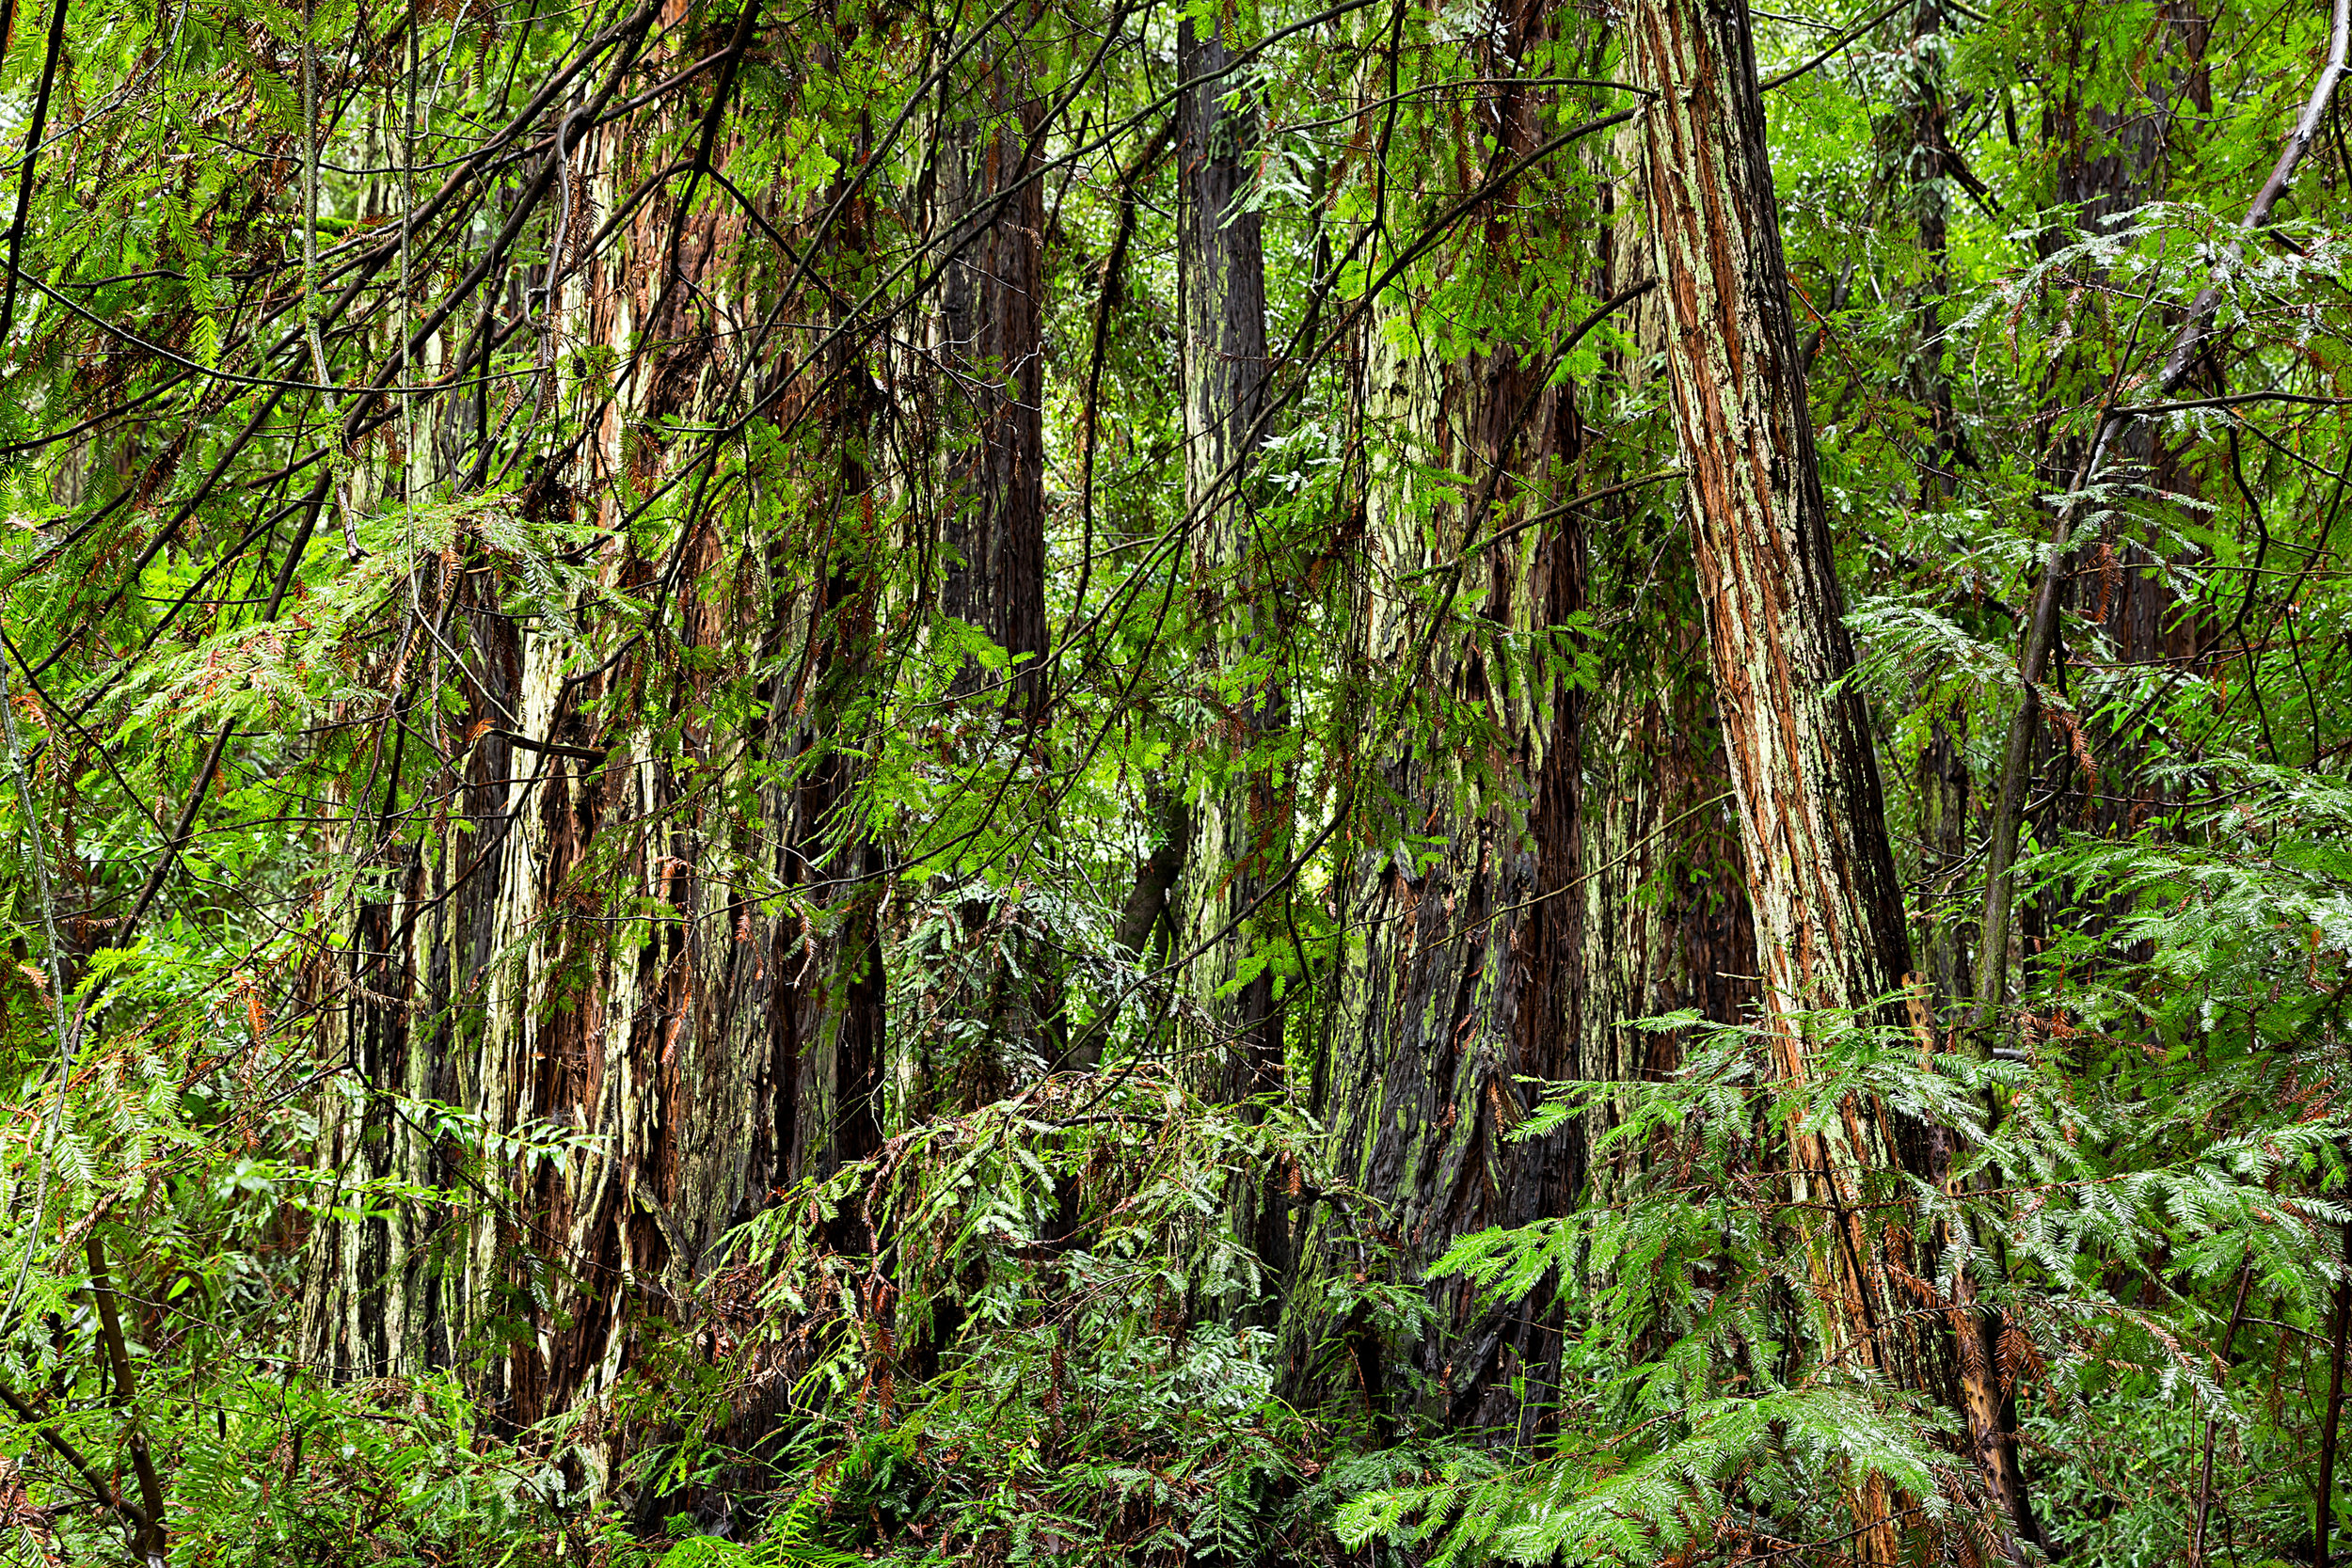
xmin=1623 ymin=0 xmax=2028 ymax=1554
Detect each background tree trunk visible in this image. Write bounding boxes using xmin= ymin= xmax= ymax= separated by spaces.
xmin=933 ymin=82 xmax=1049 ymax=720
xmin=1281 ymin=14 xmax=1587 ymax=1436
xmin=914 ymin=32 xmax=1057 ymax=1111
xmin=1170 ymin=15 xmax=1293 ymax=1307
xmin=1173 ymin=11 xmax=1283 ymax=1111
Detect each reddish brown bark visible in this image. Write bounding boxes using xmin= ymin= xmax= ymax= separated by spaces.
xmin=296 ymin=62 xmax=886 ymax=1468
xmin=933 ymin=81 xmax=1048 ymax=720
xmin=1623 ymin=0 xmax=2026 ymax=1557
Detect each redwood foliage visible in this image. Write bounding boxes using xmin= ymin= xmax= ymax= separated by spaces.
xmin=0 ymin=0 xmax=2347 ymax=1563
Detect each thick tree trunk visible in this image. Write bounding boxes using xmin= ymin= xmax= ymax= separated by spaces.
xmin=1622 ymin=0 xmax=2022 ymax=1557
xmin=781 ymin=358 xmax=891 ymax=1187
xmin=297 ymin=72 xmax=887 ymax=1473
xmin=2036 ymin=0 xmax=2210 ymax=261
xmin=1580 ymin=125 xmax=1757 ymax=1171
xmin=1281 ymin=27 xmax=1585 ymax=1436
xmin=1288 ymin=322 xmax=1581 ymax=1434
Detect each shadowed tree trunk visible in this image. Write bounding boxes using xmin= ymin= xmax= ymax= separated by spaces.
xmin=1887 ymin=6 xmax=2046 ymax=1546
xmin=1281 ymin=9 xmax=1587 ymax=1437
xmin=1173 ymin=9 xmax=1283 ymax=1112
xmin=1069 ymin=118 xmax=1181 ymax=1074
xmin=933 ymin=80 xmax=1049 ymax=720
xmin=911 ymin=27 xmax=1057 ymax=1113
xmin=2026 ymin=1 xmax=2213 ymax=970
xmin=1168 ymin=8 xmax=1295 ymax=1309
xmin=1889 ymin=12 xmax=1973 ymax=1005
xmin=1983 ymin=0 xmax=2228 ymax=1026
xmin=1622 ymin=0 xmax=2028 ymax=1556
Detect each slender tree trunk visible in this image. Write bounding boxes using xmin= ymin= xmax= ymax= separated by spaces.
xmin=86 ymin=1233 xmax=166 ymax=1562
xmin=917 ymin=30 xmax=1056 ymax=1109
xmin=1174 ymin=10 xmax=1283 ymax=1110
xmin=1622 ymin=0 xmax=2022 ymax=1557
xmin=931 ymin=32 xmax=1048 ymax=720
xmin=2190 ymin=1260 xmax=2256 ymax=1568
xmin=2320 ymin=1223 xmax=2351 ymax=1568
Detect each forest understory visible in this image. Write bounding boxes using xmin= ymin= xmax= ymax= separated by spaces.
xmin=0 ymin=0 xmax=2347 ymax=1561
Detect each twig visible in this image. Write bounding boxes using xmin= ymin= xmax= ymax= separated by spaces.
xmin=2189 ymin=1258 xmax=2255 ymax=1568
xmin=2320 ymin=1220 xmax=2350 ymax=1568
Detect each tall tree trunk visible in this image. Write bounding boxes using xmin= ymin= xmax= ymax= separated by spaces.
xmin=1579 ymin=115 xmax=1757 ymax=1179
xmin=1891 ymin=7 xmax=2045 ymax=1546
xmin=933 ymin=79 xmax=1049 ymax=718
xmin=1169 ymin=10 xmax=1294 ymax=1310
xmin=1621 ymin=0 xmax=2024 ymax=1557
xmin=781 ymin=262 xmax=892 ymax=1188
xmin=1069 ymin=117 xmax=1180 ymax=1073
xmin=297 ymin=48 xmax=887 ymax=1477
xmin=1173 ymin=10 xmax=1282 ymax=1110
xmin=1288 ymin=312 xmax=1582 ymax=1436
xmin=1977 ymin=0 xmax=2264 ymax=1037
xmin=2019 ymin=0 xmax=2211 ymax=967
xmin=1282 ymin=21 xmax=1586 ymax=1438
xmin=2036 ymin=0 xmax=2209 ymax=261
xmin=914 ymin=31 xmax=1057 ymax=1111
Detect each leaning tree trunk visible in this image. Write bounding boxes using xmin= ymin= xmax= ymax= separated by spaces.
xmin=1621 ymin=0 xmax=2025 ymax=1558
xmin=1577 ymin=113 xmax=1757 ymax=1172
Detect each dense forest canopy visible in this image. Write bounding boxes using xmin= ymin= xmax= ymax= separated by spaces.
xmin=0 ymin=0 xmax=2347 ymax=1560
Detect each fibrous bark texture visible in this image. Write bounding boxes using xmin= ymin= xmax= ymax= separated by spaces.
xmin=1174 ymin=13 xmax=1282 ymax=1107
xmin=1580 ymin=133 xmax=1756 ymax=1158
xmin=297 ymin=97 xmax=886 ymax=1468
xmin=1623 ymin=0 xmax=2021 ymax=1556
xmin=933 ymin=82 xmax=1049 ymax=720
xmin=1282 ymin=27 xmax=1585 ymax=1434
xmin=913 ymin=56 xmax=1057 ymax=1109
